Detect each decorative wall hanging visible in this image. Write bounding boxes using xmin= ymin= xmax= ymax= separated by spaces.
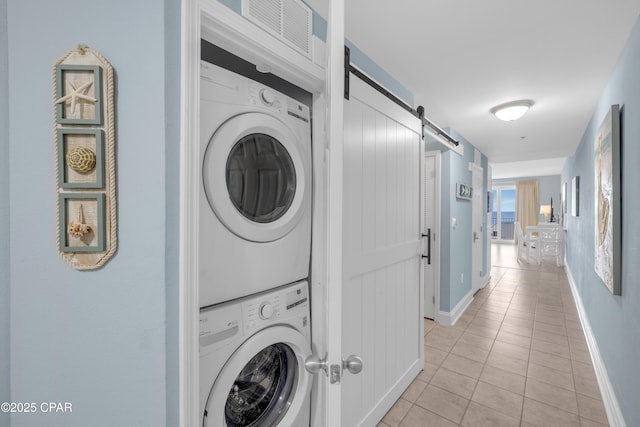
xmin=53 ymin=45 xmax=117 ymax=270
xmin=594 ymin=104 xmax=621 ymax=295
xmin=456 ymin=182 xmax=472 ymax=200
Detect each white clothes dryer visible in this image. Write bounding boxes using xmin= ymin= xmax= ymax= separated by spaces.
xmin=200 ymin=280 xmax=312 ymax=427
xmin=199 ymin=60 xmax=312 ymax=307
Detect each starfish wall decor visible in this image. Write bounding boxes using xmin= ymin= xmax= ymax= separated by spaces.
xmin=55 ymin=80 xmax=97 ymax=115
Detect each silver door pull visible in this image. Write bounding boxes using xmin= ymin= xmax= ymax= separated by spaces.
xmin=342 ymin=355 xmax=363 ymax=375
xmin=305 ymin=354 xmax=328 ymax=375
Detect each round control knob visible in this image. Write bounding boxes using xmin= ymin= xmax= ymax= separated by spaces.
xmin=260 ymin=89 xmax=275 ymax=106
xmin=259 ymin=302 xmax=274 ymax=320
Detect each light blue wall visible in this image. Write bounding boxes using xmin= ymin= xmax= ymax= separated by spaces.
xmin=439 ymin=130 xmax=488 ymax=312
xmin=536 ymin=175 xmax=561 ymax=209
xmin=493 ymin=175 xmax=562 ymax=222
xmin=218 ymin=0 xmax=241 ymax=14
xmin=1 ymin=0 xmax=10 ymax=425
xmin=6 ymin=1 xmax=178 ymax=426
xmin=344 ymin=40 xmax=414 ymax=107
xmin=562 ymin=16 xmax=640 ymax=427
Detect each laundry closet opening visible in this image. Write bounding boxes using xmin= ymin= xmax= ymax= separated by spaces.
xmin=197 ymin=30 xmax=316 ymax=426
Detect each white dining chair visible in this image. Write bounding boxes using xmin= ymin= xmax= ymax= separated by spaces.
xmin=515 ymin=222 xmax=539 ymax=263
xmin=537 ymin=226 xmax=564 ymax=266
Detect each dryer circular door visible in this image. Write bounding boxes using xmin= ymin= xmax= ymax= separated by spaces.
xmin=203 ymin=326 xmax=312 ymax=427
xmin=203 ymin=112 xmax=310 ymax=243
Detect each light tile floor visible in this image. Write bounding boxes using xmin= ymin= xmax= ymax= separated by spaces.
xmin=378 ymin=243 xmax=609 ymax=427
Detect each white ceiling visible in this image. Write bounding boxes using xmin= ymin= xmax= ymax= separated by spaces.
xmin=306 ymin=0 xmax=640 ymax=178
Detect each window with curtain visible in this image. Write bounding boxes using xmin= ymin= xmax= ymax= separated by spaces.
xmin=515 ymin=180 xmax=539 ymax=243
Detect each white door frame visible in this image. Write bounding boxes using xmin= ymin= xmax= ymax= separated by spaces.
xmin=179 ymin=1 xmax=331 ymax=425
xmin=323 ymin=0 xmax=344 ymax=424
xmin=485 ymin=166 xmax=492 ymax=279
xmin=422 ymin=150 xmax=441 ymax=321
xmin=469 ymin=162 xmax=484 ymax=293
xmin=179 ymin=2 xmax=201 ymax=425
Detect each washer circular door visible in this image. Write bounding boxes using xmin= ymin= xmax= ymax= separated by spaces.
xmin=203 ymin=112 xmax=310 ymax=243
xmin=203 ymin=326 xmax=312 ymax=427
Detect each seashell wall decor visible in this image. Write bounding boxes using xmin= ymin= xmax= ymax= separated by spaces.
xmin=54 ymin=45 xmax=117 ymax=270
xmin=66 ymin=146 xmax=96 ymax=174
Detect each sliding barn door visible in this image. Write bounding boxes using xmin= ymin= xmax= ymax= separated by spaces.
xmin=341 ymin=76 xmax=423 ymax=426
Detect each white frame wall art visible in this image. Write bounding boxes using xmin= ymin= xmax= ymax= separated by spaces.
xmin=456 ymin=182 xmax=472 ymax=200
xmin=53 ymin=45 xmax=117 ymax=270
xmin=594 ymin=104 xmax=621 ymax=295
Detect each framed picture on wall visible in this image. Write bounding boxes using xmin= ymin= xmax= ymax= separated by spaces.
xmin=57 ymin=128 xmax=104 ymax=189
xmin=594 ymin=104 xmax=621 ymax=295
xmin=55 ymin=65 xmax=103 ymax=125
xmin=456 ymin=182 xmax=472 ymax=200
xmin=58 ymin=193 xmax=106 ymax=253
xmin=571 ymin=176 xmax=580 ymax=217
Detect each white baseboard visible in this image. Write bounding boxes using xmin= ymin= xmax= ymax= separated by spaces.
xmin=565 ymin=265 xmax=627 ymax=427
xmin=480 ymin=273 xmax=490 ymax=289
xmin=437 ymin=289 xmax=473 ymax=326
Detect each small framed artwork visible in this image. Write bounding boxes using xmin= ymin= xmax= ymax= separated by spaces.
xmin=59 ymin=193 xmax=105 ymax=253
xmin=57 ymin=128 xmax=104 ymax=189
xmin=571 ymin=176 xmax=580 ymax=217
xmin=456 ymin=182 xmax=472 ymax=200
xmin=562 ymin=182 xmax=567 ymax=214
xmin=55 ymin=64 xmax=103 ymax=125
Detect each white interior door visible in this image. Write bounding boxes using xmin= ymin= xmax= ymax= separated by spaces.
xmin=422 ymin=151 xmax=439 ymax=320
xmin=470 ymin=163 xmax=484 ymax=293
xmin=486 ymin=166 xmax=492 ymax=275
xmin=340 ymin=75 xmax=423 ymax=427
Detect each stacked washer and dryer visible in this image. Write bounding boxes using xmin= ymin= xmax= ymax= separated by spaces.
xmin=198 ymin=59 xmax=314 ymax=426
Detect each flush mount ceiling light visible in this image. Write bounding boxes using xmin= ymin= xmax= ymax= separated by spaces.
xmin=491 ymin=100 xmax=534 ymax=121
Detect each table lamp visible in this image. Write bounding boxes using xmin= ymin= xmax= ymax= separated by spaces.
xmin=540 ymin=205 xmax=552 ymax=222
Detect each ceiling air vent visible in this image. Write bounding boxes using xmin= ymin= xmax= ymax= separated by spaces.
xmin=242 ymin=0 xmax=312 ymax=58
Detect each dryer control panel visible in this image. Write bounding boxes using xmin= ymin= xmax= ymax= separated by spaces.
xmin=247 ymin=81 xmax=310 ymax=124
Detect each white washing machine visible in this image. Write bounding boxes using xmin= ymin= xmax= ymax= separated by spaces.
xmin=200 ymin=280 xmax=312 ymax=427
xmin=200 ymin=60 xmax=313 ymax=307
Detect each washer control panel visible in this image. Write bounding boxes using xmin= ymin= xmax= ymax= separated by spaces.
xmin=199 ymin=303 xmax=241 ymax=350
xmin=200 ymin=281 xmax=310 ymax=354
xmin=258 ymin=302 xmax=274 ymax=319
xmin=243 ymin=281 xmax=309 ymax=333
